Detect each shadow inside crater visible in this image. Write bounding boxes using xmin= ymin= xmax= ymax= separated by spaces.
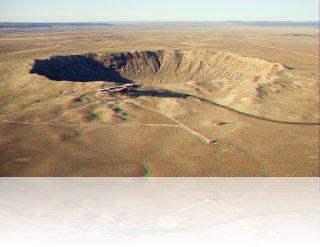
xmin=30 ymin=55 xmax=134 ymax=83
xmin=127 ymin=89 xmax=189 ymax=99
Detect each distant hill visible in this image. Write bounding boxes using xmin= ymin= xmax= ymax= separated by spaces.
xmin=243 ymin=21 xmax=319 ymax=27
xmin=0 ymin=21 xmax=318 ymax=29
xmin=111 ymin=21 xmax=319 ymax=27
xmin=0 ymin=22 xmax=112 ymax=29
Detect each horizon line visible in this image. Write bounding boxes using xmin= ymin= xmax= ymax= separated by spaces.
xmin=0 ymin=20 xmax=318 ymax=23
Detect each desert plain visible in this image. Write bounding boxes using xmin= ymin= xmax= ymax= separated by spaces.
xmin=0 ymin=23 xmax=319 ymax=176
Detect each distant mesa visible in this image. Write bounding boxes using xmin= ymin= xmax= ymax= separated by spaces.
xmin=0 ymin=22 xmax=111 ymax=29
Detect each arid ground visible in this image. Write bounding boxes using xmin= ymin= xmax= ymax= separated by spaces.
xmin=0 ymin=23 xmax=319 ymax=176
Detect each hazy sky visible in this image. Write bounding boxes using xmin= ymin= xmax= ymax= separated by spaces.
xmin=0 ymin=0 xmax=318 ymax=22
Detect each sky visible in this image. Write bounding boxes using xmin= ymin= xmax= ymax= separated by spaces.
xmin=0 ymin=0 xmax=318 ymax=22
